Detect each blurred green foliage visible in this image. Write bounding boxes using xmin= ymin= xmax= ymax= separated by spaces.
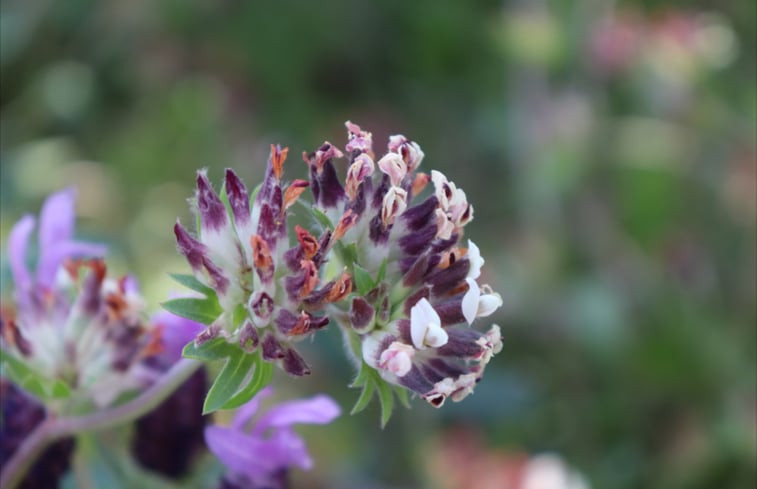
xmin=1 ymin=1 xmax=755 ymax=488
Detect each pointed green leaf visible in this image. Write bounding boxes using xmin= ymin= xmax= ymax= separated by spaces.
xmin=221 ymin=356 xmax=273 ymax=409
xmin=203 ymin=350 xmax=256 ymax=414
xmin=182 ymin=337 xmax=236 ymax=361
xmin=162 ymin=297 xmax=221 ymax=325
xmin=376 ymin=259 xmax=388 ymax=284
xmin=350 ymin=381 xmax=376 ymax=415
xmin=376 ymin=377 xmax=395 ymax=428
xmin=350 ymin=364 xmax=369 ymax=388
xmin=169 ymin=273 xmax=215 ymax=296
xmin=352 ymin=265 xmax=374 ymax=296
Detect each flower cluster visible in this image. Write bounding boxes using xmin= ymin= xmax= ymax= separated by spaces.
xmin=1 ymin=189 xmax=158 ymax=407
xmin=174 ymin=121 xmax=503 ymax=409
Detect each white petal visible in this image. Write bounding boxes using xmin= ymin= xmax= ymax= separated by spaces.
xmin=424 ymin=322 xmax=449 ymax=348
xmin=466 ymin=239 xmax=484 ymax=279
xmin=361 ymin=333 xmax=387 ymax=369
xmin=461 ymin=278 xmax=480 ymax=325
xmin=477 ymin=292 xmax=503 ymax=317
xmin=410 ymin=298 xmax=440 ymax=349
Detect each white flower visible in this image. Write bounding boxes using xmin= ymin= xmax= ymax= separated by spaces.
xmin=381 ymin=186 xmax=408 ymax=226
xmin=378 ymin=341 xmax=415 ymax=377
xmin=461 ymin=278 xmax=503 ymax=325
xmin=466 ymin=239 xmax=484 ymax=279
xmin=377 ymin=152 xmax=408 ymax=187
xmin=410 ymin=298 xmax=449 ymax=350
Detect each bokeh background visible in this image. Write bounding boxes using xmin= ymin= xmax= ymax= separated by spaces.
xmin=1 ymin=1 xmax=755 ymax=488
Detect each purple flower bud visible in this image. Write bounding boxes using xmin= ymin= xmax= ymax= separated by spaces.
xmin=196 ymin=171 xmax=228 ymax=232
xmin=282 ymin=348 xmax=311 ymax=376
xmin=261 ymin=334 xmax=286 ymax=361
xmin=224 ymin=169 xmax=251 ymax=227
xmin=239 ymin=321 xmax=259 ymax=353
xmin=428 ymin=258 xmax=470 ymax=296
xmin=349 ymin=297 xmax=375 ymax=333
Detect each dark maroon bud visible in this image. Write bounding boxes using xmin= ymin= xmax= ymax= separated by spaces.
xmin=284 ymin=272 xmax=306 ymax=302
xmin=431 ymin=234 xmax=458 ymax=253
xmin=316 ymin=160 xmax=345 ymax=208
xmin=398 ymin=365 xmax=434 ymax=396
xmin=284 ymin=246 xmax=304 ymax=271
xmin=174 ymin=221 xmax=206 ymax=271
xmin=433 ymin=296 xmax=466 ymax=326
xmin=196 ymin=172 xmax=228 ymax=231
xmin=274 ymin=309 xmax=299 ymax=335
xmin=350 ymin=297 xmax=375 ymax=333
xmin=403 ymin=288 xmax=430 ymax=316
xmin=346 ymin=176 xmax=370 ymax=217
xmin=369 ymin=214 xmax=390 ymax=243
xmin=403 ymin=254 xmax=431 ymax=287
xmin=282 ymin=348 xmax=311 ymax=376
xmin=132 ymin=368 xmax=207 ymax=478
xmin=239 ymin=321 xmax=259 ymax=353
xmin=399 ymin=222 xmax=437 ymax=256
xmin=402 ymin=195 xmax=438 ymax=231
xmin=1 ymin=317 xmax=32 ymax=356
xmin=436 ymin=329 xmax=485 ymax=358
xmin=224 ymin=169 xmax=250 ymax=227
xmin=250 ymin=292 xmax=274 ymax=323
xmin=371 ymin=174 xmax=390 ymax=209
xmin=195 ymin=324 xmax=220 ymax=345
xmin=309 ymin=315 xmax=330 ymax=330
xmin=203 ymin=256 xmax=230 ymax=294
xmin=366 ymin=282 xmax=388 ymax=305
xmin=428 ymin=258 xmax=470 ymax=296
xmin=257 ymin=204 xmax=277 ymax=245
xmin=308 ymin=162 xmax=321 ymax=204
xmin=261 ymin=334 xmax=286 ymax=361
xmin=303 ymin=282 xmax=334 ymax=308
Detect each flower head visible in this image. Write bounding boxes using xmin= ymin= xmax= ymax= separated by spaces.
xmin=2 ymin=190 xmax=157 ymax=407
xmin=205 ymin=388 xmax=340 ymax=488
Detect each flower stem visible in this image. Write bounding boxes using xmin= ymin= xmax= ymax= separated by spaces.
xmin=0 ymin=358 xmax=202 ymax=489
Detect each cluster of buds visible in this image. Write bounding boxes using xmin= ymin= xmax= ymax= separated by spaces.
xmin=1 ymin=189 xmax=158 ymax=408
xmin=175 ymin=122 xmax=503 ymax=409
xmin=175 ymin=145 xmax=353 ymax=377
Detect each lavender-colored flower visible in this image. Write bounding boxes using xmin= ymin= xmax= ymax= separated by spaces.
xmin=205 ymin=388 xmax=340 ymax=489
xmin=1 ymin=189 xmax=157 ymax=407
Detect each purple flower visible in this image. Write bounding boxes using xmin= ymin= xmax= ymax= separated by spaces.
xmin=2 ymin=190 xmax=157 ymax=407
xmin=205 ymin=388 xmax=340 ymax=487
xmin=7 ymin=188 xmax=105 ymax=309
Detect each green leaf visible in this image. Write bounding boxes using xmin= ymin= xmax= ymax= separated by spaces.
xmin=182 ymin=337 xmax=236 ymax=361
xmin=376 ymin=377 xmax=396 ymax=429
xmin=162 ymin=297 xmax=221 ymax=325
xmin=169 ymin=273 xmax=215 ymax=295
xmin=350 ymin=382 xmax=375 ymax=415
xmin=376 ymin=259 xmax=388 ymax=284
xmin=1 ymin=349 xmax=71 ymax=401
xmin=352 ymin=265 xmax=375 ymax=296
xmin=203 ymin=349 xmax=257 ymax=414
xmin=221 ymin=356 xmax=273 ymax=409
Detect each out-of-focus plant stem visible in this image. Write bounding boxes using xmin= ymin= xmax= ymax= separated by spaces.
xmin=0 ymin=358 xmax=202 ymax=489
